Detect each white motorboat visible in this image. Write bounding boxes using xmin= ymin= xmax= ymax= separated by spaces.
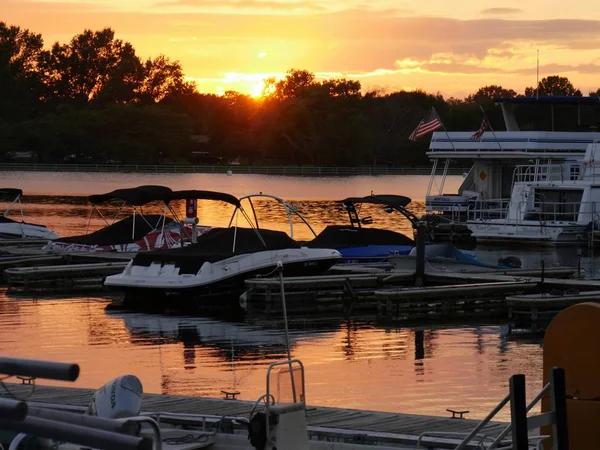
xmin=423 ymin=95 xmax=600 ymax=246
xmin=0 ymin=188 xmax=58 ymax=240
xmin=104 ymin=226 xmax=341 ymax=314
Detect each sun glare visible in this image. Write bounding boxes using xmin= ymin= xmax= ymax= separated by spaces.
xmin=250 ymin=80 xmax=265 ymax=97
xmin=257 ymin=51 xmax=267 ymax=58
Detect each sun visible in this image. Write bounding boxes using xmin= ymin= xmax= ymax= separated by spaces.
xmin=257 ymin=51 xmax=267 ymax=58
xmin=250 ymin=80 xmax=265 ymax=97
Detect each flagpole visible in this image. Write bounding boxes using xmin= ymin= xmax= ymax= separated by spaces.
xmin=478 ymin=104 xmax=503 ymax=151
xmin=432 ymin=106 xmax=456 ymax=151
xmin=432 ymin=106 xmax=454 ymax=194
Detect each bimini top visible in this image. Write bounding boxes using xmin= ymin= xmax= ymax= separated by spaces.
xmin=342 ymin=194 xmax=411 ymax=208
xmin=0 ymin=188 xmax=23 ymax=199
xmin=169 ymin=190 xmax=241 ymax=207
xmin=88 ymin=185 xmax=173 ymax=206
xmin=494 ymin=96 xmax=600 ymax=105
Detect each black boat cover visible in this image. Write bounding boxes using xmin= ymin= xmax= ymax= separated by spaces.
xmin=307 ymin=225 xmax=414 ymax=248
xmin=133 ymin=227 xmax=300 ymax=274
xmin=342 ymin=194 xmax=411 ymax=208
xmin=0 ymin=188 xmax=23 ymax=199
xmin=89 ymin=186 xmax=173 ymax=206
xmin=0 ymin=216 xmax=51 ymax=228
xmin=52 ymin=215 xmax=174 ymax=246
xmin=169 ymin=190 xmax=241 ymax=207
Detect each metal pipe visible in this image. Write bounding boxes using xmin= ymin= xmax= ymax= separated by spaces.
xmin=488 ymin=383 xmax=550 ymax=449
xmin=278 ymin=264 xmax=297 ymax=403
xmin=26 ymin=406 xmax=136 ymax=434
xmin=0 ymin=357 xmax=79 ymax=381
xmin=0 ymin=398 xmax=27 ymax=421
xmin=0 ymin=416 xmax=151 ymax=450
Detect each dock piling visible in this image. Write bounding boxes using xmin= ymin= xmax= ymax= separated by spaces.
xmin=414 ymin=221 xmax=426 ymax=287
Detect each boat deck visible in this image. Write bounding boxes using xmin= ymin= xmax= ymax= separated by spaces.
xmin=1 ymin=383 xmax=508 ymax=440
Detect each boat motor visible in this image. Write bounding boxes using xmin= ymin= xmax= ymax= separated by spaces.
xmin=85 ymin=375 xmax=143 ymax=419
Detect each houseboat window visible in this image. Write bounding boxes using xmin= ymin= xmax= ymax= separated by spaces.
xmin=570 ymin=165 xmax=581 ymax=180
xmin=529 ymin=189 xmax=583 ymax=221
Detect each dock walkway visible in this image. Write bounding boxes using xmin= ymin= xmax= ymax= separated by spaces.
xmin=1 ymin=383 xmax=507 ymax=440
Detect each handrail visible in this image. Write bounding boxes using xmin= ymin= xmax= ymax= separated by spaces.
xmin=263 ymin=359 xmax=306 ymax=450
xmin=486 ymin=383 xmax=550 ymax=449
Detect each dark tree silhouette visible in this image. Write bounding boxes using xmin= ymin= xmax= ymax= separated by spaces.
xmin=466 ymin=85 xmax=517 ymax=103
xmin=524 ymin=76 xmax=582 ymax=97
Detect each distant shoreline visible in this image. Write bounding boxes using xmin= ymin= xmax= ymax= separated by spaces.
xmin=0 ymin=163 xmax=469 ymax=176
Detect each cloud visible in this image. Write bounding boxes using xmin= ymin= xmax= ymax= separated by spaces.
xmin=153 ymin=0 xmax=327 ymax=13
xmin=5 ymin=3 xmax=600 ymax=97
xmin=480 ymin=8 xmax=522 ymax=16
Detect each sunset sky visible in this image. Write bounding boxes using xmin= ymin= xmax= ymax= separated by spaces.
xmin=3 ymin=0 xmax=600 ymax=98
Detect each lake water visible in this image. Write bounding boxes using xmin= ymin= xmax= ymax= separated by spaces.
xmin=0 ymin=171 xmax=570 ymax=421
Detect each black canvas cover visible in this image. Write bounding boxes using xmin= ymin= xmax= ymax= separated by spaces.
xmin=53 ymin=215 xmax=174 ymax=246
xmin=88 ymin=186 xmax=173 ymax=206
xmin=170 ymin=190 xmax=240 ymax=207
xmin=132 ymin=227 xmax=300 ymax=274
xmin=0 ymin=216 xmax=49 ymax=228
xmin=342 ymin=194 xmax=411 ymax=208
xmin=307 ymin=225 xmax=414 ymax=249
xmin=0 ymin=188 xmax=23 ymax=200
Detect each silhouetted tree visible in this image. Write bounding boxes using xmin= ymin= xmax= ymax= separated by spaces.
xmin=465 ymin=85 xmax=517 ymax=103
xmin=0 ymin=22 xmax=45 ymax=121
xmin=40 ymin=28 xmax=143 ymax=106
xmin=524 ymin=75 xmax=582 ymax=97
xmin=137 ymin=55 xmax=195 ymax=104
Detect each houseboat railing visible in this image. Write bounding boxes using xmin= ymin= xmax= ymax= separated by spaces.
xmin=467 ymin=199 xmax=511 ymax=221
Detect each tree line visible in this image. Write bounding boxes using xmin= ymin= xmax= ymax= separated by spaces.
xmin=2 ymin=22 xmax=600 ymax=167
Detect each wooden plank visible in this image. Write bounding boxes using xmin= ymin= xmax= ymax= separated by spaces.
xmin=375 ymin=282 xmax=537 ymax=300
xmin=0 ymin=383 xmax=507 ymax=438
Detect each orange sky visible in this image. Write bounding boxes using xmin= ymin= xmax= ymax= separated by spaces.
xmin=3 ymin=0 xmax=600 ymax=97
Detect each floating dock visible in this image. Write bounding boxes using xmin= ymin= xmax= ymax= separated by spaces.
xmin=244 ymin=272 xmax=413 ymax=323
xmin=375 ymin=281 xmax=538 ymax=322
xmin=4 ymin=262 xmax=128 ymax=293
xmin=0 ymin=383 xmax=507 ymax=448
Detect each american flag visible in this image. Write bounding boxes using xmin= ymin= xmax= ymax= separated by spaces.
xmin=409 ymin=107 xmax=442 ymax=141
xmin=471 ymin=118 xmax=490 ymax=140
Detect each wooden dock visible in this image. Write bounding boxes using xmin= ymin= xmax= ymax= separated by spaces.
xmin=506 ymin=290 xmax=600 ymax=333
xmin=0 ymin=383 xmax=508 ymax=446
xmin=244 ymin=272 xmax=414 ymax=322
xmin=375 ymin=281 xmax=538 ymax=322
xmin=4 ymin=262 xmax=128 ymax=293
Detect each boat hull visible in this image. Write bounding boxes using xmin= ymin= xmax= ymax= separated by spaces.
xmin=0 ymin=222 xmax=58 ymax=240
xmin=105 ymin=249 xmax=341 ymax=316
xmin=338 ymin=245 xmax=413 ymax=263
xmin=388 ymin=255 xmax=509 ymax=273
xmin=467 ymin=221 xmax=587 ymax=246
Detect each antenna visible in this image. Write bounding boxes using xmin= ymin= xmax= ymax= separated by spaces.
xmin=536 ymin=49 xmax=539 ymax=99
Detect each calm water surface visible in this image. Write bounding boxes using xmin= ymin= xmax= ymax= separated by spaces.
xmin=0 ymin=293 xmax=543 ymax=421
xmin=0 ymin=172 xmax=570 ymax=421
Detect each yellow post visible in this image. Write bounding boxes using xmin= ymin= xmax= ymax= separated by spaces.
xmin=542 ymin=302 xmax=600 ymax=449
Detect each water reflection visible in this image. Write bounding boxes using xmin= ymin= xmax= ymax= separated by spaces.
xmin=0 ymin=291 xmax=546 ymax=420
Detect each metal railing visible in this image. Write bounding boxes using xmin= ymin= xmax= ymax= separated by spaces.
xmin=417 ymin=368 xmax=568 ymax=450
xmin=512 ymin=164 xmax=571 ymax=184
xmin=467 ymin=198 xmax=511 ymax=221
xmin=0 ymin=163 xmax=470 ymax=176
xmin=468 ymin=199 xmax=599 ymax=225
